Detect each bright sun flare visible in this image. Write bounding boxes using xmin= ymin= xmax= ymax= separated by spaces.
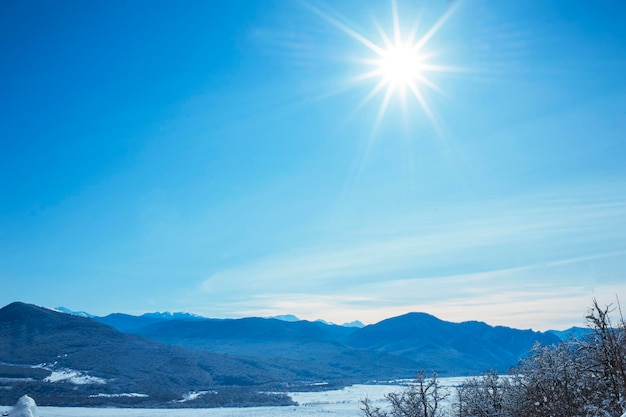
xmin=309 ymin=0 xmax=459 ymax=132
xmin=378 ymin=44 xmax=424 ymax=90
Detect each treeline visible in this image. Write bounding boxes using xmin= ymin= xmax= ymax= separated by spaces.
xmin=362 ymin=300 xmax=626 ymax=417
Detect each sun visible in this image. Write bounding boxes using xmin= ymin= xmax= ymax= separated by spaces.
xmin=378 ymin=43 xmax=424 ymax=92
xmin=307 ymin=0 xmax=459 ymax=132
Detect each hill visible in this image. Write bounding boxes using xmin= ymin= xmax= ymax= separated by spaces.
xmin=347 ymin=312 xmax=559 ymax=374
xmin=0 ymin=302 xmax=298 ymax=407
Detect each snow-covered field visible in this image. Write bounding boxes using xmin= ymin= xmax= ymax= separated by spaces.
xmin=1 ymin=378 xmax=468 ymax=417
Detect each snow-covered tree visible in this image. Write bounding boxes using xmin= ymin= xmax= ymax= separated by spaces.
xmin=580 ymin=299 xmax=626 ymax=416
xmin=361 ymin=371 xmax=449 ymax=417
xmin=510 ymin=341 xmax=593 ymax=417
xmin=362 ymin=299 xmax=626 ymax=417
xmin=455 ymin=370 xmax=515 ymax=417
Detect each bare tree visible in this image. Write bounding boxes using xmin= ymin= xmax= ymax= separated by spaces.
xmin=361 ymin=371 xmax=449 ymax=417
xmin=362 ymin=395 xmax=388 ymax=417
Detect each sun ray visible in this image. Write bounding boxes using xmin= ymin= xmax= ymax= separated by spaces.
xmin=407 ymin=81 xmax=448 ymax=143
xmin=391 ymin=0 xmax=402 ymax=46
xmin=349 ymin=68 xmax=384 ymax=83
xmin=348 ymin=78 xmax=389 ymax=121
xmin=412 ymin=2 xmax=459 ymax=53
xmin=407 ymin=81 xmax=436 ymax=127
xmin=405 ymin=14 xmax=421 ymax=47
xmin=372 ymin=19 xmax=392 ymax=50
xmin=304 ymin=3 xmax=386 ymax=56
xmin=419 ymin=63 xmax=465 ymax=73
xmin=415 ymin=73 xmax=448 ymax=97
xmin=374 ymin=85 xmax=395 ymax=135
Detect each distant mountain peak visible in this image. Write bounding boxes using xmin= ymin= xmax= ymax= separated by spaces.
xmin=270 ymin=315 xmax=364 ymax=327
xmin=548 ymin=326 xmax=591 ymax=341
xmin=53 ymin=306 xmax=95 ymax=318
xmin=342 ymin=320 xmax=365 ymax=328
xmin=268 ymin=314 xmax=300 ymax=322
xmin=141 ymin=311 xmax=206 ymax=320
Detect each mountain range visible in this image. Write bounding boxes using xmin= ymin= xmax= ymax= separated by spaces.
xmin=0 ymin=302 xmax=302 ymax=407
xmin=1 ymin=301 xmax=563 ymax=407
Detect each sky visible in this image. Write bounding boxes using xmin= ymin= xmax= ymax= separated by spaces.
xmin=1 ymin=0 xmax=625 ymax=331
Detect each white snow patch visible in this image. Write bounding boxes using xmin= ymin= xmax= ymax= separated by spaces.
xmin=174 ymin=391 xmax=215 ymax=402
xmin=0 ymin=377 xmax=34 ymax=382
xmin=3 ymin=378 xmax=473 ymax=417
xmin=52 ymin=307 xmax=94 ymax=318
xmin=44 ymin=369 xmax=106 ymax=385
xmin=32 ymin=362 xmax=57 ymax=369
xmin=89 ymin=393 xmax=149 ymax=398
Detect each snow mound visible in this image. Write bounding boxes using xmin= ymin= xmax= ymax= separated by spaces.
xmin=10 ymin=395 xmax=39 ymax=417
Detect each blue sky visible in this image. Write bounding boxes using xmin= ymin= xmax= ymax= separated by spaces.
xmin=1 ymin=0 xmax=625 ymax=330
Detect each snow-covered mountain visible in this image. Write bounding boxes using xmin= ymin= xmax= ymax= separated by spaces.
xmin=342 ymin=320 xmax=365 ymax=328
xmin=53 ymin=307 xmax=95 ymax=318
xmin=269 ymin=314 xmax=300 ymax=322
xmin=59 ymin=307 xmax=363 ymax=328
xmin=141 ymin=311 xmax=207 ymax=321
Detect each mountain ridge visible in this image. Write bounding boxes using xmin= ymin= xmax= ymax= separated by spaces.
xmin=1 ymin=301 xmax=562 ymax=407
xmin=93 ymin=307 xmax=560 ymax=375
xmin=56 ymin=305 xmax=574 ymax=332
xmin=347 ymin=312 xmax=559 ymax=373
xmin=0 ymin=302 xmax=305 ymax=407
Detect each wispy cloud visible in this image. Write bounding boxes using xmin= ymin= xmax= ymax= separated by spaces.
xmin=193 ymin=178 xmax=626 ymax=329
xmin=193 ymin=253 xmax=626 ymax=330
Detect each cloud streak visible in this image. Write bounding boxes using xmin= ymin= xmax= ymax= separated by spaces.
xmin=193 ymin=178 xmax=626 ymax=330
